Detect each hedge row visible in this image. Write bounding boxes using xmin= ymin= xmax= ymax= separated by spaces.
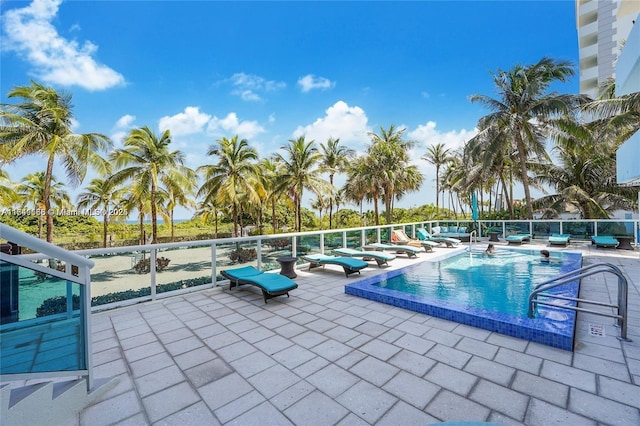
xmin=35 ymin=276 xmax=213 ymax=316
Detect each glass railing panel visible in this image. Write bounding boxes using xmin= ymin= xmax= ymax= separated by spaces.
xmin=596 ymin=221 xmax=634 ymax=237
xmin=533 ymin=221 xmax=560 ymax=238
xmin=261 ymin=236 xmax=293 ymax=271
xmin=483 ymin=221 xmax=504 ymax=237
xmin=1 ymin=261 xmax=86 ymax=374
xmin=364 ymin=229 xmax=378 ymax=245
xmin=504 ymin=221 xmax=529 ymax=235
xmin=155 ymin=245 xmax=213 ymax=293
xmin=297 ymin=235 xmax=319 ymax=256
xmin=323 ymin=232 xmax=342 ymax=253
xmin=90 ymin=250 xmax=152 ymax=306
xmin=562 ymin=221 xmax=594 ymax=240
xmin=345 ymin=231 xmax=361 ymax=249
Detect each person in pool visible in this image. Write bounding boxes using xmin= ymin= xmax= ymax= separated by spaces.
xmin=485 ymin=244 xmax=495 ymax=256
xmin=540 ymin=249 xmax=550 ymax=262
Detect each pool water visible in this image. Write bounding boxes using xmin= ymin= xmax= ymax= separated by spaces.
xmin=375 ymin=249 xmax=565 ymax=317
xmin=345 ymin=248 xmax=583 ymax=350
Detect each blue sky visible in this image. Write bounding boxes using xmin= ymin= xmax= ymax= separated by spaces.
xmin=1 ymin=0 xmax=580 ymax=219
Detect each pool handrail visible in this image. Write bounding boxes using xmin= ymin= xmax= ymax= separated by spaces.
xmin=528 ymin=262 xmax=630 ymax=342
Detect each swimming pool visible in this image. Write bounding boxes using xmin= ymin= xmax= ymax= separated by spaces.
xmin=344 ymin=248 xmax=583 ymax=350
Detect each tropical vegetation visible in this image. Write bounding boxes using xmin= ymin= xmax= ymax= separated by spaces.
xmin=1 ymin=58 xmax=638 ymax=245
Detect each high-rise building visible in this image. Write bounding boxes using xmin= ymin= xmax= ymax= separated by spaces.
xmin=575 ymin=0 xmax=639 ymax=97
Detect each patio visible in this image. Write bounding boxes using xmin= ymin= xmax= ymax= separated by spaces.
xmin=23 ymin=241 xmax=640 ymax=424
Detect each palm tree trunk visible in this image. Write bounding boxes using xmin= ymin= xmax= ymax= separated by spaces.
xmin=44 ymin=154 xmax=55 ymax=243
xmin=102 ymin=213 xmax=108 ymax=248
xmin=170 ymin=209 xmax=175 ymax=242
xmin=435 ymin=165 xmax=440 ymax=211
xmin=329 ymin=174 xmax=334 ymax=229
xmin=514 ymin=133 xmax=534 ymax=219
xmin=271 ymin=200 xmax=277 ymax=233
xmin=150 ymin=182 xmax=158 ymax=244
xmin=373 ymin=197 xmax=380 ymax=225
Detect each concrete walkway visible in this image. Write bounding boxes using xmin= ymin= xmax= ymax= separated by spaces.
xmin=69 ymin=242 xmax=640 ymax=424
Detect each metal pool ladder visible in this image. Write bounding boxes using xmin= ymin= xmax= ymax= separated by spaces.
xmin=527 ymin=263 xmax=631 ymax=342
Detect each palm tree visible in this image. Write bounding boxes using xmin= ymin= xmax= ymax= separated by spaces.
xmin=310 ymin=195 xmax=326 ymax=225
xmin=0 ymin=81 xmax=112 ymax=242
xmin=274 ymin=136 xmax=330 ymax=232
xmin=531 ymin=117 xmax=637 ymax=218
xmin=469 ymin=57 xmax=582 ymax=219
xmin=197 ymin=135 xmax=259 ymax=237
xmin=77 ymin=177 xmax=122 ymax=247
xmin=367 ymin=125 xmax=422 ymax=224
xmin=320 ymin=137 xmax=355 ymax=229
xmin=421 ymin=143 xmax=452 ymax=212
xmin=109 ymin=126 xmax=188 ymax=244
xmin=343 ymin=155 xmax=383 ymax=225
xmin=16 ymin=172 xmax=70 ymax=239
xmin=164 ymin=168 xmax=197 ymax=242
xmin=0 ymin=170 xmax=17 ymax=207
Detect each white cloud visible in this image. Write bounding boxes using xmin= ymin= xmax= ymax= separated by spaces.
xmin=228 ymin=72 xmax=286 ymax=102
xmin=207 ymin=113 xmax=265 ymax=140
xmin=115 ymin=114 xmax=136 ymax=129
xmin=297 ymin=74 xmax=335 ymax=92
xmin=408 ymin=121 xmax=477 ymax=153
xmin=159 ymin=107 xmax=211 ymax=137
xmin=1 ymin=0 xmax=125 ymax=91
xmin=292 ymin=101 xmax=370 ymax=148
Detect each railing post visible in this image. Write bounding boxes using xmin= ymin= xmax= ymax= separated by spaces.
xmin=150 ymin=248 xmax=157 ymax=300
xmin=342 ymin=231 xmax=347 ymax=248
xmin=292 ymin=236 xmax=297 ymax=258
xmin=320 ymin=233 xmax=325 ymax=254
xmin=211 ymin=243 xmax=217 ymax=286
xmin=256 ymin=238 xmax=262 ymax=270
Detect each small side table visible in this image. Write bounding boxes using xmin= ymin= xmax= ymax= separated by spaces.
xmin=276 ymin=257 xmax=298 ymax=278
xmin=615 ymin=236 xmax=634 ymax=250
xmin=488 ymin=231 xmax=500 ymax=242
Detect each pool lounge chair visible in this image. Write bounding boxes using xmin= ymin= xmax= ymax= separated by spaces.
xmin=506 ymin=233 xmax=532 ymax=245
xmin=392 ymin=229 xmax=439 ymax=251
xmin=333 ymin=247 xmax=396 ymax=267
xmin=362 ymin=242 xmax=422 ymax=258
xmin=301 ymin=254 xmax=368 ymax=277
xmin=221 ymin=266 xmax=298 ymax=303
xmin=416 ymin=228 xmax=461 ymax=248
xmin=591 ymin=235 xmax=619 ymax=248
xmin=548 ymin=233 xmax=570 ymax=246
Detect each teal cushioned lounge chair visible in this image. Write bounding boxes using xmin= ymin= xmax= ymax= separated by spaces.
xmin=548 ymin=233 xmax=570 ymax=246
xmin=363 ymin=242 xmax=423 ymax=258
xmin=221 ymin=266 xmax=298 ymax=303
xmin=591 ymin=235 xmax=619 ymax=248
xmin=333 ymin=247 xmax=396 ymax=267
xmin=301 ymin=254 xmax=368 ymax=277
xmin=417 ymin=228 xmax=461 ymax=247
xmin=506 ymin=233 xmax=532 ymax=245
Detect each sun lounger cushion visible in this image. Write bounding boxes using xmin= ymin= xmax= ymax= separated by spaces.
xmin=221 ymin=266 xmax=298 ymax=303
xmin=417 ymin=228 xmax=461 ymax=247
xmin=301 ymin=254 xmax=368 ymax=277
xmin=364 ymin=243 xmax=422 ymax=258
xmin=506 ymin=233 xmax=532 ymax=245
xmin=333 ymin=247 xmax=395 ymax=267
xmin=591 ymin=236 xmax=619 ymax=248
xmin=548 ymin=234 xmax=570 ymax=246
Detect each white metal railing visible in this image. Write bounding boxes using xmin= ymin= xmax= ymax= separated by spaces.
xmin=0 ymin=223 xmax=95 ymax=390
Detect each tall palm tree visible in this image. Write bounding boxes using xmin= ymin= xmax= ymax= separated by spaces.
xmin=531 ymin=117 xmax=637 ymax=218
xmin=320 ymin=137 xmax=355 ymax=229
xmin=274 ymin=136 xmax=330 ymax=232
xmin=367 ymin=125 xmax=422 ymax=224
xmin=469 ymin=57 xmax=582 ymax=219
xmin=421 ymin=143 xmax=452 ymax=212
xmin=164 ymin=168 xmax=197 ymax=242
xmin=258 ymin=158 xmax=285 ymax=234
xmin=16 ymin=172 xmax=70 ymax=239
xmin=197 ymin=135 xmax=259 ymax=237
xmin=77 ymin=177 xmax=123 ymax=248
xmin=109 ymin=126 xmax=188 ymax=244
xmin=0 ymin=81 xmax=112 ymax=241
xmin=343 ymin=155 xmax=383 ymax=225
